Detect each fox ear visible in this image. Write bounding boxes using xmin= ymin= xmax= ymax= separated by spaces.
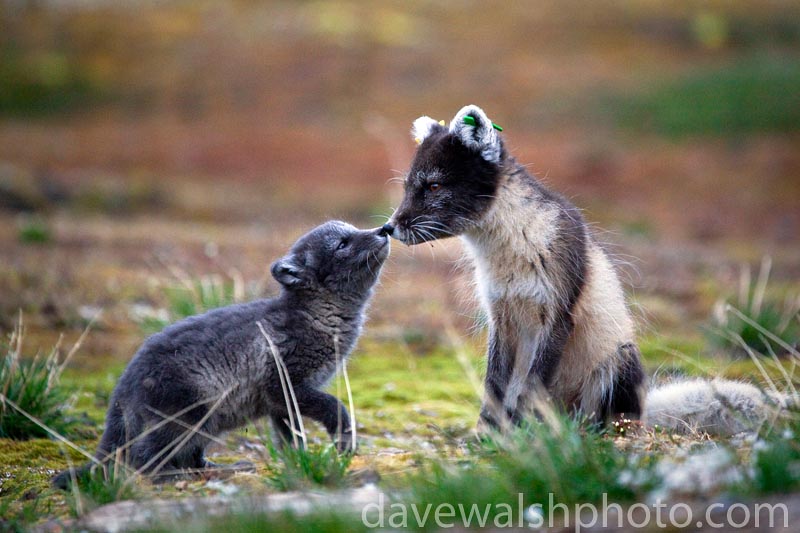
xmin=410 ymin=116 xmax=446 ymax=145
xmin=271 ymin=256 xmax=305 ymax=288
xmin=449 ymin=105 xmax=502 ymax=164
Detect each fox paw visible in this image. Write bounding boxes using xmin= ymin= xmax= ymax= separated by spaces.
xmin=334 ymin=431 xmax=357 ymax=454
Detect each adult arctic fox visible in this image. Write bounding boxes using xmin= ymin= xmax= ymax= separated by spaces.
xmin=383 ymin=104 xmax=783 ymax=434
xmin=54 ymin=221 xmax=389 ymax=488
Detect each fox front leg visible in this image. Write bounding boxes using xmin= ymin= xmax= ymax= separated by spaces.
xmin=292 ymin=386 xmax=355 ymax=453
xmin=478 ymin=321 xmax=518 ymax=431
xmin=481 ymin=305 xmax=574 ymax=429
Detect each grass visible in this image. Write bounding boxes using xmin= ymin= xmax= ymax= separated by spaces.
xmin=750 ymin=416 xmax=800 ymax=495
xmin=67 ymin=462 xmax=139 ymax=517
xmin=267 ymin=443 xmax=353 ymax=491
xmin=0 ymin=315 xmax=87 ymax=440
xmin=707 ymin=258 xmax=800 ymax=358
xmin=155 ymin=508 xmax=370 ymax=533
xmin=739 ymin=331 xmax=800 ymax=496
xmin=16 ymin=216 xmax=51 ymax=245
xmin=610 ymin=53 xmax=800 ymax=138
xmin=0 ymin=498 xmax=52 ymax=533
xmin=0 ymin=48 xmax=100 ymax=117
xmin=405 ymin=413 xmax=654 ymax=529
xmin=138 ymin=270 xmax=253 ymax=333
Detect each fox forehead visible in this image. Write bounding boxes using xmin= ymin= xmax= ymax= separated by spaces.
xmin=406 ymin=168 xmax=443 ymax=186
xmin=293 ymin=222 xmax=356 ymax=252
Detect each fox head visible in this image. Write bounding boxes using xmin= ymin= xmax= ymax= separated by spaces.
xmin=271 ymin=221 xmax=389 ymax=299
xmin=385 ymin=105 xmax=506 ymax=245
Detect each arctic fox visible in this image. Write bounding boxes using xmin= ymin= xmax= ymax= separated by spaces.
xmin=384 ymin=104 xmax=784 ymax=435
xmin=54 ymin=221 xmax=389 ymax=488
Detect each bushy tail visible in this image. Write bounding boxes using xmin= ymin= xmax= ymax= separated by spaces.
xmin=52 ymin=401 xmax=134 ymax=489
xmin=644 ymin=378 xmax=791 ymax=436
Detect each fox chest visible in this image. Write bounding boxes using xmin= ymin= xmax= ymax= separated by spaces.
xmin=473 ymin=253 xmax=556 ymax=311
xmin=464 ymin=228 xmax=557 ymax=304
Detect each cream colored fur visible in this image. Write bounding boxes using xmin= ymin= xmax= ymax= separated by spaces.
xmin=554 ymin=243 xmax=638 ymax=414
xmin=401 ymin=104 xmax=788 ymax=436
xmin=462 ymin=170 xmax=637 ymax=417
xmin=459 ymin=155 xmax=781 ymax=436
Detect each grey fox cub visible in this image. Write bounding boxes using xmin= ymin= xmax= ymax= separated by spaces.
xmin=54 ymin=221 xmax=389 ymax=488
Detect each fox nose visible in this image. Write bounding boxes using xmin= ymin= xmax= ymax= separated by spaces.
xmin=379 ymin=223 xmax=394 ymax=237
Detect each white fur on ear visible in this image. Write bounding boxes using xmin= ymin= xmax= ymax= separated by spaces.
xmin=411 ymin=116 xmax=442 ymax=145
xmin=449 ymin=105 xmax=501 ymax=163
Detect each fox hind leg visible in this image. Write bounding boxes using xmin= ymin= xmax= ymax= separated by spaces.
xmin=599 ymin=342 xmax=646 ymax=423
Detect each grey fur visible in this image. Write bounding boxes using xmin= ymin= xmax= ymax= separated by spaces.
xmin=53 ymin=221 xmax=389 ymax=488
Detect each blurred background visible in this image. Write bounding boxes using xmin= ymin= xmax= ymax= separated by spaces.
xmin=1 ymin=0 xmax=799 ymax=379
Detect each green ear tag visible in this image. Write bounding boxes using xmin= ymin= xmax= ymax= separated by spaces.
xmin=462 ymin=115 xmax=503 ymax=131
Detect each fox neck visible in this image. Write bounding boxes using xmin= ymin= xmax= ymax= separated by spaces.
xmin=285 ymin=302 xmax=365 ymax=360
xmin=461 ymin=164 xmax=562 ymax=304
xmin=465 ymin=188 xmax=559 ymax=257
xmin=282 ymin=291 xmax=369 ymax=336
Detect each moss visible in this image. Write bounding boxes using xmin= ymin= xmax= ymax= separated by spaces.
xmin=0 ymin=438 xmax=94 ymax=522
xmin=341 ymin=339 xmax=480 ymax=443
xmin=0 ymin=439 xmax=88 ymax=466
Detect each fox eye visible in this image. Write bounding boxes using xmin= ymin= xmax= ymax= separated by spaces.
xmin=428 ymin=182 xmax=441 ymax=192
xmin=337 ymin=239 xmax=349 ymax=250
